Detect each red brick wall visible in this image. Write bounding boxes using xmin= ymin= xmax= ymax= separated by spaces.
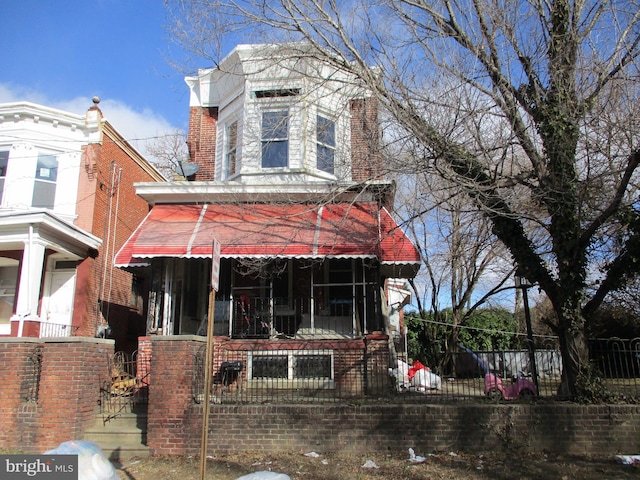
xmin=197 ymin=403 xmax=640 ymax=456
xmin=143 ymin=337 xmax=640 ymax=457
xmin=73 ymin=129 xmax=157 ymax=348
xmin=146 ymin=336 xmax=205 ymax=455
xmin=187 ymin=106 xmax=218 ymax=181
xmin=350 ymin=98 xmax=382 ymax=182
xmin=0 ymin=338 xmax=113 ymax=453
xmin=0 ymin=339 xmax=41 ymax=448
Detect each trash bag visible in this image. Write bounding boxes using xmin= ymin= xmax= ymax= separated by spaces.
xmin=44 ymin=440 xmax=119 ymax=480
xmin=412 ymin=369 xmax=442 ymax=391
xmin=389 ymin=359 xmax=411 ymax=391
xmin=235 ymin=472 xmax=291 ymax=480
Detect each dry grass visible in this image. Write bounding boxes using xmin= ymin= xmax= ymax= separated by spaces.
xmin=116 ymin=450 xmax=638 ymax=480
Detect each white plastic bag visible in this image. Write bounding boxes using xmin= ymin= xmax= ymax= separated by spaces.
xmin=235 ymin=472 xmax=291 ymax=480
xmin=44 ymin=440 xmax=119 ymax=480
xmin=412 ymin=369 xmax=442 ymax=390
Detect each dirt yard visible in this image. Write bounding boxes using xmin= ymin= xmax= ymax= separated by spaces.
xmin=115 ymin=450 xmax=638 ymax=480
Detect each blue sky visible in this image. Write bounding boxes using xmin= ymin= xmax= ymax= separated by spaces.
xmin=0 ymin=0 xmax=193 ymax=156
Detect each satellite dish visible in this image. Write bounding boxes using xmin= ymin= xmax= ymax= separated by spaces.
xmin=180 ymin=161 xmax=200 ymax=177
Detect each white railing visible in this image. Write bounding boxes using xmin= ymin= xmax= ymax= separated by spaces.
xmin=39 ymin=322 xmax=74 ymax=338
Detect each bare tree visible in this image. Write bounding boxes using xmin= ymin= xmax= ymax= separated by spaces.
xmin=167 ymin=0 xmax=640 ymax=400
xmin=396 ymin=170 xmax=514 ymax=374
xmin=145 ymin=129 xmax=189 ymax=180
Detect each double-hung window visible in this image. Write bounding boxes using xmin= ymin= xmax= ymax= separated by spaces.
xmin=32 ymin=153 xmax=58 ymax=209
xmin=225 ymin=121 xmax=238 ymax=177
xmin=317 ymin=115 xmax=335 ymax=174
xmin=0 ymin=151 xmax=8 ymax=204
xmin=261 ymin=110 xmax=289 ymax=168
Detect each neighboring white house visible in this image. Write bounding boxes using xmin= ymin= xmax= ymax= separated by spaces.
xmin=0 ymin=102 xmax=101 ymax=336
xmin=0 ymin=101 xmax=164 ymax=345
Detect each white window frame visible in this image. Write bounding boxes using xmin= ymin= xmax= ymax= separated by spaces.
xmin=225 ymin=120 xmax=238 ymax=178
xmin=316 ymin=114 xmax=336 ymax=175
xmin=32 ymin=153 xmax=58 ymax=209
xmin=261 ymin=109 xmax=290 ymax=169
xmin=247 ymin=349 xmax=335 ymax=388
xmin=0 ymin=150 xmax=8 ymax=206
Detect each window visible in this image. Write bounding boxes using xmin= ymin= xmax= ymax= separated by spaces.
xmin=248 ymin=350 xmax=334 ymax=383
xmin=317 ymin=115 xmax=335 ymax=174
xmin=225 ymin=121 xmax=238 ymax=177
xmin=0 ymin=262 xmax=19 ymax=325
xmin=262 ymin=110 xmax=289 ymax=168
xmin=32 ymin=154 xmax=58 ymax=209
xmin=0 ymin=151 xmax=8 ymax=204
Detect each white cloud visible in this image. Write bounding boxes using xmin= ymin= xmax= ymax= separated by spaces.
xmin=0 ymin=82 xmax=184 ymax=171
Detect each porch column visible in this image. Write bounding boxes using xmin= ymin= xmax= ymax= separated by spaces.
xmin=12 ymin=235 xmax=46 ymax=336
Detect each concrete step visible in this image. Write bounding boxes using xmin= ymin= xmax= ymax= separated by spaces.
xmin=92 ymin=442 xmax=150 ymax=462
xmin=84 ymin=411 xmax=149 ymax=461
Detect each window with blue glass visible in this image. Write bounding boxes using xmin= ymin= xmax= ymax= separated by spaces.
xmin=261 ymin=110 xmax=289 ymax=168
xmin=317 ymin=115 xmax=335 ymax=174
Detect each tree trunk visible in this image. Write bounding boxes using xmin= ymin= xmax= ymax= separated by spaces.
xmin=556 ymin=309 xmax=609 ymax=401
xmin=440 ymin=319 xmax=461 ymax=377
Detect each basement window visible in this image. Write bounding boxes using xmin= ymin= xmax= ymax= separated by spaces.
xmin=247 ymin=350 xmax=334 ymax=385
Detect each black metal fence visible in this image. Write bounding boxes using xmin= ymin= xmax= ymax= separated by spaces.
xmin=193 ymin=339 xmax=391 ymax=404
xmin=190 ymin=338 xmax=640 ymax=404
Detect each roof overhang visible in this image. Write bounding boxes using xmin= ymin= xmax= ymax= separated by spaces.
xmin=115 ymin=202 xmax=421 ymax=278
xmin=0 ymin=209 xmax=102 ymax=258
xmin=131 ymin=180 xmax=396 ymax=207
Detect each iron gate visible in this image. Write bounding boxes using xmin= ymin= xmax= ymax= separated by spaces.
xmin=100 ymin=350 xmax=149 ymax=423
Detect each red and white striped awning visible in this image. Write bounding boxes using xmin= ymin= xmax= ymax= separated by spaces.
xmin=115 ymin=202 xmax=420 ymax=277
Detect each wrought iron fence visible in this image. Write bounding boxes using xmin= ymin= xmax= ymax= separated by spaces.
xmin=22 ymin=346 xmax=42 ymax=403
xmin=191 ymin=337 xmax=640 ymax=404
xmin=193 ymin=340 xmax=391 ymax=405
xmin=589 ymin=337 xmax=640 ymax=401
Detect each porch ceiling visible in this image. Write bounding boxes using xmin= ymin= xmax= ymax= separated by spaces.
xmin=114 ymin=202 xmax=421 ymax=276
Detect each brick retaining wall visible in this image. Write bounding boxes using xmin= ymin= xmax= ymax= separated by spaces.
xmin=145 ymin=336 xmax=640 ymax=457
xmin=155 ymin=403 xmax=639 ymax=457
xmin=2 ymin=336 xmax=639 ymax=457
xmin=0 ymin=337 xmax=113 ymax=453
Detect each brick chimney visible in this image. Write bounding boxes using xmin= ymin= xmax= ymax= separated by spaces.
xmin=350 ymin=97 xmax=382 ymax=182
xmin=186 ymin=106 xmax=218 ymax=181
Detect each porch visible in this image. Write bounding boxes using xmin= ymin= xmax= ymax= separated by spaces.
xmin=203 ymin=294 xmax=379 ymax=340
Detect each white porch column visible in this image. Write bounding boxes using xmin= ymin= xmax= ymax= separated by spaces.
xmin=14 ymin=233 xmax=46 ymax=330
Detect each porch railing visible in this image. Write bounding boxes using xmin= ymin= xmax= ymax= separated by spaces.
xmin=225 ymin=296 xmax=369 ymax=339
xmin=39 ymin=322 xmax=77 ymax=338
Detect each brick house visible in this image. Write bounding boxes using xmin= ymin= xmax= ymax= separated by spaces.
xmin=0 ymin=99 xmax=164 ymax=351
xmin=115 ymin=44 xmax=420 ymax=387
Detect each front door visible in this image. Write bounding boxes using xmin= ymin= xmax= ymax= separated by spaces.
xmin=43 ymin=268 xmax=76 ymax=326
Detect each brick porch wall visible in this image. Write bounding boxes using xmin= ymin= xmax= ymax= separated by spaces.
xmin=146 ymin=335 xmax=205 ymax=455
xmin=0 ymin=337 xmax=113 ymax=453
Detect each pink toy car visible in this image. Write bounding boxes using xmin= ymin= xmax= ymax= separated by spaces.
xmin=485 ymin=372 xmax=537 ymax=400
